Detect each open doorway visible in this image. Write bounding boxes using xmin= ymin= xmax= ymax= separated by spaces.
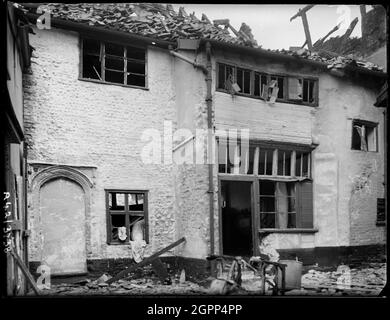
xmin=220 ymin=180 xmax=253 ymax=256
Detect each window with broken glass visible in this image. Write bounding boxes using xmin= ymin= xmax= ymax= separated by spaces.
xmin=218 ymin=139 xmax=314 ymax=230
xmin=106 ymin=190 xmax=148 ymax=244
xmin=351 ymin=119 xmax=378 ymax=152
xmin=216 ymin=62 xmax=318 ymax=106
xmin=81 ymin=38 xmax=146 ymax=88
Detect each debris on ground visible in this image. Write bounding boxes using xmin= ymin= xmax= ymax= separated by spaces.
xmin=287 ymin=262 xmax=386 ymax=296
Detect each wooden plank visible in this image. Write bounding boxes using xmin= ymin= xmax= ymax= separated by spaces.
xmin=106 ymin=237 xmax=186 ymax=284
xmin=253 ymin=147 xmax=259 ymax=175
xmin=10 ymin=248 xmax=40 ymax=295
xmin=301 ymin=12 xmax=313 ymax=50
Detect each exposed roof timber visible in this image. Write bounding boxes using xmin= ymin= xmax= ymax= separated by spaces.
xmin=290 ymin=5 xmax=315 ymax=50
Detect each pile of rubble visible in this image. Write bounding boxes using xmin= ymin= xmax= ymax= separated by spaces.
xmin=32 ymin=272 xmax=209 ymax=296
xmin=288 ymin=262 xmax=386 ymax=296
xmin=273 ymin=48 xmax=384 ymax=72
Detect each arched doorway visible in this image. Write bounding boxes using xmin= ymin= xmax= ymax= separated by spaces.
xmin=39 ymin=178 xmax=87 ymax=275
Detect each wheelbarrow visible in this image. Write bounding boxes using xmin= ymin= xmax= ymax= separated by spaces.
xmin=207 ymin=255 xmax=288 ymax=295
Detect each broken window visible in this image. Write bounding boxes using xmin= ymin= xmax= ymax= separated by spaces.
xmin=216 ymin=62 xmax=318 ymax=106
xmin=254 ymin=72 xmax=267 ymax=97
xmin=302 ymin=79 xmax=316 ymax=104
xmin=236 ymin=67 xmax=251 ymax=94
xmin=295 ymin=151 xmax=311 ymax=178
xmin=218 ymin=139 xmax=312 ymax=178
xmin=259 ymin=181 xmax=297 ymax=229
xmin=377 ymin=198 xmax=385 ymax=224
xmin=270 ymin=76 xmax=285 ymax=99
xmin=82 ymin=38 xmax=146 ymax=87
xmin=106 ymin=190 xmax=148 ymax=244
xmin=351 ymin=120 xmax=378 ymax=152
xmin=217 ymin=63 xmax=235 ymax=91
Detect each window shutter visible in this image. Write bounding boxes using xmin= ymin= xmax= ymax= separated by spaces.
xmin=297 ymin=180 xmax=313 ymax=228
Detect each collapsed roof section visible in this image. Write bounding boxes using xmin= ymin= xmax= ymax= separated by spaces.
xmin=20 ymin=2 xmax=257 ymax=47
xmin=17 ymin=3 xmax=386 ymax=77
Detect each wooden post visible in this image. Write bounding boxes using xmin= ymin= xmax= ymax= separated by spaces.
xmin=301 ymin=11 xmax=313 ymax=50
xmin=290 ymin=5 xmax=315 ymax=51
xmin=10 ymin=249 xmax=40 ymax=295
xmin=253 ymin=147 xmax=259 ymax=175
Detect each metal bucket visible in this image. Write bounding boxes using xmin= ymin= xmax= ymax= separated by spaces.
xmin=277 ymin=260 xmax=302 ymax=290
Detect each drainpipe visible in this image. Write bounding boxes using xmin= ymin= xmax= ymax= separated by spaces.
xmin=205 ymin=42 xmax=215 ymax=257
xmin=169 ymin=48 xmax=208 ymax=74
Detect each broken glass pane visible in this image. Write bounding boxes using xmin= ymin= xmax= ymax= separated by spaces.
xmin=106 ymin=70 xmax=124 ymax=84
xmin=127 ymin=46 xmax=145 ymax=61
xmin=105 ymin=57 xmax=124 ymax=71
xmin=83 ymin=54 xmax=101 ymax=80
xmin=109 ymin=193 xmax=125 ymax=210
xmin=83 ymin=39 xmax=100 ymax=55
xmin=111 ymin=214 xmax=126 ymax=241
xmin=105 ymin=42 xmax=124 ymax=57
xmin=129 ymin=193 xmax=144 ymax=211
xmin=127 ymin=62 xmax=145 ymax=75
xmin=127 ymin=74 xmax=145 ymax=87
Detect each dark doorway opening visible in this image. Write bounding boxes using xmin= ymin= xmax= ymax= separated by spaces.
xmin=221 ymin=181 xmax=253 ymax=256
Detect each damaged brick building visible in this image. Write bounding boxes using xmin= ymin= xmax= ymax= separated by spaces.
xmin=15 ymin=3 xmax=386 ymax=277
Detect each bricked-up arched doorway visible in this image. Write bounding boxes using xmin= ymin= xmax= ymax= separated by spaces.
xmin=40 ymin=178 xmax=87 ymax=275
xmin=30 ymin=165 xmax=93 ymax=276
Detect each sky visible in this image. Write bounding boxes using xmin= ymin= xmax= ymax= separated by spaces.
xmin=173 ymin=4 xmax=372 ymax=50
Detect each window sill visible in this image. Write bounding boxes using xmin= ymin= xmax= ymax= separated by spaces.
xmin=216 ymin=89 xmax=318 ymax=107
xmin=350 ymin=149 xmax=379 ymax=153
xmin=259 ymin=228 xmax=318 ymax=234
xmin=376 ymin=221 xmax=386 ymax=226
xmin=78 ymin=77 xmax=149 ymax=90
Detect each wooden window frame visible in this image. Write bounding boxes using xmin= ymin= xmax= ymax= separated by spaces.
xmin=217 ymin=139 xmax=316 ymax=233
xmin=217 ymin=138 xmax=312 ymax=179
xmin=79 ymin=37 xmax=148 ymax=90
xmin=105 ymin=189 xmax=149 ymax=245
xmin=351 ymin=119 xmax=379 ymax=152
xmin=215 ymin=61 xmax=319 ymax=107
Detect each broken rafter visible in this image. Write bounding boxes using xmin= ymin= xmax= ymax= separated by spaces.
xmin=290 ymin=5 xmax=315 ymax=51
xmin=340 ymin=17 xmax=358 ymax=43
xmin=313 ymin=23 xmax=341 ymax=48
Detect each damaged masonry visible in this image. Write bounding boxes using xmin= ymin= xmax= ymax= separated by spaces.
xmin=2 ymin=3 xmax=387 ymax=297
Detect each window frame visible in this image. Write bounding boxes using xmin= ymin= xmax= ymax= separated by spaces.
xmin=351 ymin=119 xmax=379 ymax=152
xmin=79 ymin=37 xmax=148 ymax=90
xmin=105 ymin=189 xmax=149 ymax=245
xmin=217 ymin=138 xmax=317 ymax=233
xmin=216 ymin=61 xmax=319 ymax=107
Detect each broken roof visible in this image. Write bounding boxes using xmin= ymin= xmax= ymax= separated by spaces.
xmin=18 ymin=2 xmax=386 ymax=75
xmin=22 ymin=2 xmax=256 ymax=46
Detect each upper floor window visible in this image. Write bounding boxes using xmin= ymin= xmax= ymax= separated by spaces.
xmin=351 ymin=119 xmax=378 ymax=152
xmin=217 ymin=62 xmax=318 ymax=106
xmin=81 ymin=38 xmax=146 ymax=88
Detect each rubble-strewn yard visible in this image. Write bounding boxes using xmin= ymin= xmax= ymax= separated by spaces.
xmin=29 ymin=262 xmax=386 ymax=296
